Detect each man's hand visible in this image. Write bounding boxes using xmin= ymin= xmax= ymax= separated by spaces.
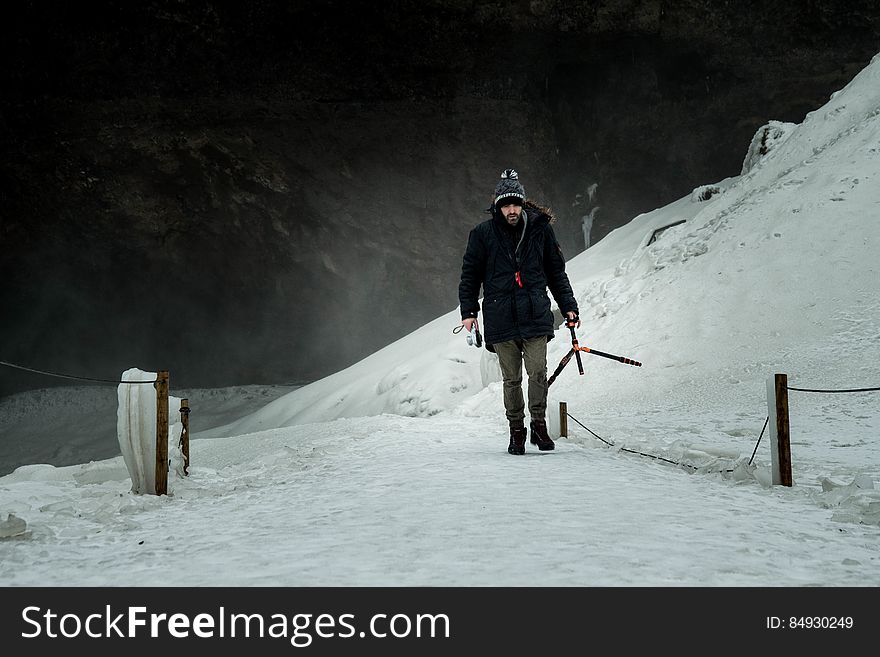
xmin=462 ymin=317 xmax=479 ymax=332
xmin=565 ymin=311 xmax=581 ymax=329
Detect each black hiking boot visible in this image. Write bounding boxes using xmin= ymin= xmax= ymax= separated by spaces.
xmin=529 ymin=419 xmax=555 ymax=451
xmin=508 ymin=427 xmax=527 ymax=455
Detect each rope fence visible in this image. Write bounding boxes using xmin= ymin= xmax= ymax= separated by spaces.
xmin=2 ymin=359 xmax=189 ymax=495
xmin=787 ymin=385 xmax=880 ymax=393
xmin=766 ymin=377 xmax=880 ymax=486
xmin=563 ymin=410 xmax=745 ymax=475
xmin=1 ymin=360 xmax=156 ymax=384
xmin=560 ymin=375 xmax=879 ymax=485
xmin=5 ymin=357 xmax=877 ymax=492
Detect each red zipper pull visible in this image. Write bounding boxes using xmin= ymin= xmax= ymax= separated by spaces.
xmin=515 ymin=271 xmax=523 ymax=288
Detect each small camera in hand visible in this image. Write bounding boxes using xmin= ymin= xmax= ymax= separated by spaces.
xmin=466 ymin=328 xmax=483 ymax=348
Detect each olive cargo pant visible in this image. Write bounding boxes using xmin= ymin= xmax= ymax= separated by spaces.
xmin=493 ymin=336 xmax=548 ymax=428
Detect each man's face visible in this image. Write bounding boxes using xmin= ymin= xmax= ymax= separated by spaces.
xmin=500 ymin=203 xmax=522 ymax=225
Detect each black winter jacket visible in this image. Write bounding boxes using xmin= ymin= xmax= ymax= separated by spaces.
xmin=458 ymin=202 xmax=579 ymax=348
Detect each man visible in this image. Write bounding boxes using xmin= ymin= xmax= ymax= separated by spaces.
xmin=459 ymin=169 xmax=580 ymax=455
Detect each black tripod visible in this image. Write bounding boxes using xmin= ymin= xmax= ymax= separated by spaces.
xmin=548 ymin=319 xmax=642 ymax=386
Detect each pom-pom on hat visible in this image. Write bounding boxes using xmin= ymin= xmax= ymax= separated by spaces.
xmin=493 ymin=169 xmax=526 ymax=208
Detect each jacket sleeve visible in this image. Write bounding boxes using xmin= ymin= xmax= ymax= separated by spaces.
xmin=458 ymin=227 xmax=486 ymax=319
xmin=543 ymin=226 xmax=578 ymax=315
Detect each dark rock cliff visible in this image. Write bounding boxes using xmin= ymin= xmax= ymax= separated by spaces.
xmin=2 ymin=1 xmax=878 ymax=396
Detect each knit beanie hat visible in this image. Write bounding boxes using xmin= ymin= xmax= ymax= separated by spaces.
xmin=493 ymin=169 xmax=526 ymax=208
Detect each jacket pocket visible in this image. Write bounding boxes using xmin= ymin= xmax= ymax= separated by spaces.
xmin=484 ymin=294 xmax=514 ymax=339
xmin=529 ymin=289 xmax=551 ymax=320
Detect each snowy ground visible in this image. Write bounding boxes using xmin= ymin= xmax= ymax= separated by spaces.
xmin=1 ymin=390 xmax=878 ymax=586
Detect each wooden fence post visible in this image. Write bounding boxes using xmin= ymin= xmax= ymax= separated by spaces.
xmin=559 ymin=401 xmax=568 ymax=438
xmin=154 ymin=370 xmax=169 ymax=495
xmin=766 ymin=373 xmax=793 ymax=486
xmin=180 ymin=398 xmax=190 ymax=476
